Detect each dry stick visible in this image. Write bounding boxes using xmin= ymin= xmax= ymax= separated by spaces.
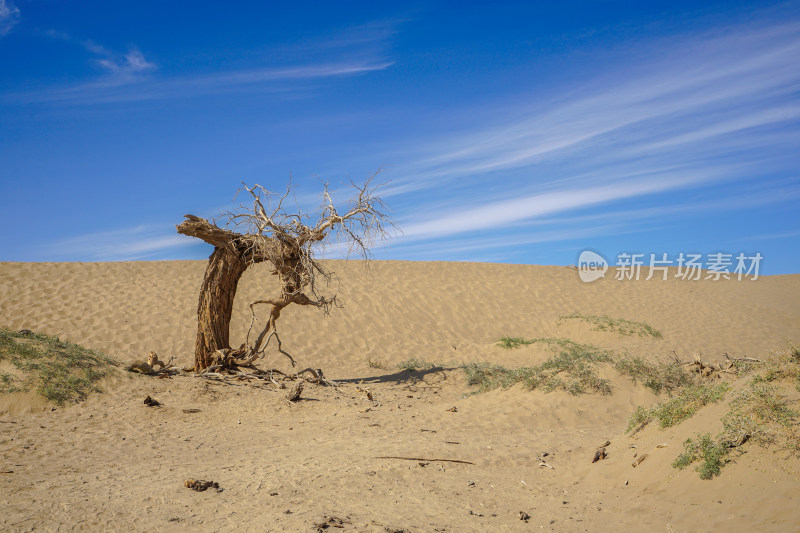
xmin=193 ymin=365 xmax=336 ymax=387
xmin=295 ymin=367 xmax=338 ymax=386
xmin=286 ymin=382 xmax=303 ymax=402
xmin=723 ymin=353 xmax=762 ymax=363
xmin=374 ymin=456 xmax=474 ymax=465
xmin=246 ymin=299 xmax=297 ymax=367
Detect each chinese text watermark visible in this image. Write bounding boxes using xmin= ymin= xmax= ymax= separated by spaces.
xmin=577 ymin=250 xmax=762 ymax=283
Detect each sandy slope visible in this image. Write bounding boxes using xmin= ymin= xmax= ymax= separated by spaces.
xmin=1 ymin=260 xmax=799 ymax=532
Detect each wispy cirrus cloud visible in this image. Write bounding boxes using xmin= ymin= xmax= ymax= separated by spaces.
xmin=12 ymin=21 xmax=396 ymax=105
xmin=401 ymin=177 xmax=694 ymax=239
xmin=12 ymin=60 xmax=393 ymax=105
xmin=42 ymin=29 xmax=157 ymax=87
xmin=0 ymin=0 xmax=20 ymax=36
xmin=381 ymin=178 xmax=800 ymax=262
xmin=369 ymin=19 xmax=800 ymax=260
xmin=737 ymin=229 xmax=800 ymax=242
xmin=389 ymin=22 xmax=800 ymax=191
xmin=43 ymin=225 xmax=198 ymax=262
xmin=95 ymin=48 xmax=156 ymax=76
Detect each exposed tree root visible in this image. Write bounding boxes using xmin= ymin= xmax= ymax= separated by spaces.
xmin=195 ymin=360 xmax=338 ymax=388
xmin=126 ymin=352 xmax=179 ymax=376
xmin=670 ymin=352 xmax=763 ymax=378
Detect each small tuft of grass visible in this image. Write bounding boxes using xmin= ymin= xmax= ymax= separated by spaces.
xmin=461 ymin=363 xmax=533 ymax=392
xmin=0 ymin=327 xmax=117 ymax=405
xmin=626 ymin=383 xmax=729 ymax=433
xmin=463 ymin=339 xmax=613 ymax=395
xmin=728 ymin=358 xmax=761 ymax=377
xmin=671 ymin=377 xmax=799 ymax=479
xmin=497 ymin=337 xmax=536 ymax=349
xmin=757 ymin=347 xmax=800 ymax=384
xmin=396 ymin=357 xmax=440 ymax=371
xmin=497 ymin=336 xmax=607 ymax=351
xmin=558 ymin=313 xmax=663 ymax=338
xmin=498 ymin=336 xmax=696 ymax=396
xmin=0 ymin=372 xmax=21 ymax=394
xmin=789 ymin=343 xmax=800 ymax=363
xmin=721 ymin=379 xmax=798 ymax=447
xmin=613 ymin=354 xmax=693 ymax=395
xmin=368 ymin=357 xmax=388 ymax=369
xmin=673 ymin=434 xmax=728 ymax=479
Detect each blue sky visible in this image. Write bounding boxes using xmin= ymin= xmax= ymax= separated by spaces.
xmin=1 ymin=1 xmax=799 ymax=273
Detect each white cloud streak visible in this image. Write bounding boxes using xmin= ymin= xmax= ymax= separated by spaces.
xmin=383 ymin=179 xmax=800 ymax=262
xmin=45 ymin=226 xmax=197 ymax=262
xmin=0 ymin=0 xmax=20 ymax=36
xmin=96 ymin=48 xmax=156 ymax=76
xmin=12 ymin=60 xmax=392 ymax=104
xmin=402 ymin=178 xmax=691 ymax=239
xmin=372 ymin=19 xmax=800 ymax=258
xmin=39 ymin=30 xmax=157 ymax=87
xmin=15 ymin=21 xmax=397 ymax=105
xmin=12 ymin=14 xmax=798 ymax=264
xmin=385 ymin=22 xmax=800 ymax=189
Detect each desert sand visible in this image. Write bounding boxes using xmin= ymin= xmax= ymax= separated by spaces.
xmin=1 ymin=259 xmax=799 ymax=532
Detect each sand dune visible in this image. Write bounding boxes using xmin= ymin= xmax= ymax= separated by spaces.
xmin=1 ymin=260 xmax=799 ymax=531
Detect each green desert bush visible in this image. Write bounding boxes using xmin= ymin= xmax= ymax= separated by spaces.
xmin=760 ymin=349 xmax=800 ymax=383
xmin=368 ymin=357 xmax=389 ymax=369
xmin=626 ymin=383 xmax=729 ymax=433
xmin=613 ymin=354 xmax=693 ymax=394
xmin=728 ymin=358 xmax=761 ymax=377
xmin=0 ymin=372 xmax=20 ymax=394
xmin=558 ymin=313 xmax=663 ymax=338
xmin=0 ymin=327 xmax=117 ymax=405
xmin=463 ymin=339 xmax=613 ymax=395
xmin=498 ymin=334 xmax=694 ymax=396
xmin=396 ymin=357 xmax=440 ymax=371
xmin=720 ymin=379 xmax=798 ymax=447
xmin=497 ymin=336 xmax=537 ymax=349
xmin=672 ymin=378 xmax=798 ymax=479
xmin=673 ymin=434 xmax=728 ymax=479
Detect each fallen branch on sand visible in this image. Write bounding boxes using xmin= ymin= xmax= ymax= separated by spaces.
xmin=286 ymin=382 xmax=303 ymax=402
xmin=374 ymin=456 xmax=474 ymax=465
xmin=184 ymin=479 xmax=221 ymax=492
xmin=592 ymin=448 xmax=607 ymax=463
xmin=195 ymin=365 xmax=338 ymax=387
xmin=143 ymin=396 xmax=161 ymax=407
xmin=670 ymin=352 xmax=763 ymax=378
xmin=126 ymin=352 xmax=179 ymax=376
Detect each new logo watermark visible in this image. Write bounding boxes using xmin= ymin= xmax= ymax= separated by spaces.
xmin=577 ymin=250 xmax=608 ymax=282
xmin=576 ymin=250 xmax=763 ymax=282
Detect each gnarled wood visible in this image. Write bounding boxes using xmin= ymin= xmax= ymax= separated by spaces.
xmin=176 ymin=176 xmax=392 ymax=372
xmin=192 ymin=246 xmax=248 ymax=371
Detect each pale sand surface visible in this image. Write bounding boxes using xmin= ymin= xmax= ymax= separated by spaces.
xmin=1 ymin=260 xmax=799 ymax=531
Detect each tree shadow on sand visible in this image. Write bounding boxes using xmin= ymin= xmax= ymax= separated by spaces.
xmin=335 ymin=366 xmax=458 ymax=389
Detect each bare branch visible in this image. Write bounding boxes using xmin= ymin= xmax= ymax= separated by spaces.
xmin=178 ymin=172 xmax=394 ymax=371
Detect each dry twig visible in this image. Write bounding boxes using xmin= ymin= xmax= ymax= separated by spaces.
xmin=177 ymin=174 xmax=395 ymax=372
xmin=374 ymin=456 xmax=474 ymax=465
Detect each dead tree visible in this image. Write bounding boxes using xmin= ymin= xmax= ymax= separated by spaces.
xmin=176 ymin=175 xmax=391 ymax=372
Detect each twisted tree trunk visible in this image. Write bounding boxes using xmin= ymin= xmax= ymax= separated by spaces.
xmin=193 ymin=246 xmax=248 ymax=371
xmin=177 ymin=215 xmax=273 ymax=371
